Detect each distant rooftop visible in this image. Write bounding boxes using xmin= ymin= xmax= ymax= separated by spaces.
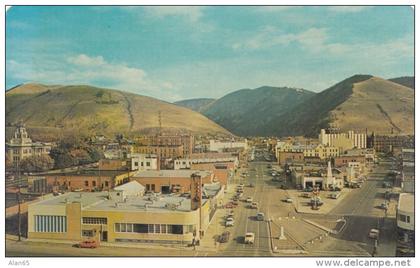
xmin=133 ymin=169 xmax=211 ymax=178
xmin=186 ymin=152 xmax=237 ymax=160
xmin=38 ymin=169 xmax=128 ymax=177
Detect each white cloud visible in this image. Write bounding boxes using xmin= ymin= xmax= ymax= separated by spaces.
xmin=7 ymin=54 xmax=183 ymax=101
xmin=232 ymin=27 xmax=328 ymax=52
xmin=327 ymin=6 xmax=371 ymax=13
xmin=67 ymin=54 xmax=106 ymax=66
xmin=142 ymin=6 xmax=204 ymax=22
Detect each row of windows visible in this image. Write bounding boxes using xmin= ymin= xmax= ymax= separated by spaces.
xmin=133 ymin=161 xmax=151 ymax=167
xmin=115 ymin=223 xmax=193 ymax=235
xmin=83 ymin=181 xmax=109 ymax=187
xmin=34 ymin=215 xmax=67 ymax=233
xmin=82 ymin=217 xmax=107 ymax=225
xmin=399 ymin=214 xmax=411 ymax=224
xmin=12 ymin=148 xmax=49 ymax=154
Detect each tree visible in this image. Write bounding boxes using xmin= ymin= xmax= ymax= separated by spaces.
xmin=20 ymin=155 xmax=54 ymax=172
xmin=87 ymin=147 xmax=104 ymax=162
xmin=50 ymin=147 xmax=75 ymax=169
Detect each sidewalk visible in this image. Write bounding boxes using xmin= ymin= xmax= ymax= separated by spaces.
xmin=198 ymin=182 xmax=238 ymax=253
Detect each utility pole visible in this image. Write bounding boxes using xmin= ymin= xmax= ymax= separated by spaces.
xmin=17 ymin=185 xmax=22 ymax=242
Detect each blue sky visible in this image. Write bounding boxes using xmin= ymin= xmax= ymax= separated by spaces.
xmin=6 ymin=6 xmax=414 ymax=101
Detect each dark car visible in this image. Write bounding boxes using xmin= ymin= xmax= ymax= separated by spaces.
xmin=303 ymin=187 xmax=313 ymax=192
xmin=218 ymin=231 xmax=230 ymax=243
xmin=75 ymin=240 xmax=98 ymax=248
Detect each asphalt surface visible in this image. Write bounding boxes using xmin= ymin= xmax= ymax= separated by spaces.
xmin=222 ymin=161 xmax=273 ymax=256
xmin=324 ymin=159 xmax=397 ymax=256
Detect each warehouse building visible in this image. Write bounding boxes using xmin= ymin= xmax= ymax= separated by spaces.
xmin=28 ymin=180 xmax=224 ymax=245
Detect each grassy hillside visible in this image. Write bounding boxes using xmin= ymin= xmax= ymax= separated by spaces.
xmin=201 ymin=86 xmax=315 ymax=136
xmin=173 ymin=98 xmax=216 ymax=112
xmin=332 ymin=77 xmax=414 ymax=135
xmin=388 ymin=76 xmax=414 ymax=89
xmin=269 ymin=75 xmax=414 ymax=137
xmin=6 ymin=84 xmax=231 ymax=140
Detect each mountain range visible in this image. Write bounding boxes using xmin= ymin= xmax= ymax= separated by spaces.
xmin=5 ymin=84 xmax=231 ymax=141
xmin=6 ymin=75 xmax=414 ymax=140
xmin=175 ymin=75 xmax=414 ymax=137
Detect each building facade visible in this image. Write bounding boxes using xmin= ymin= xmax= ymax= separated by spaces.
xmin=132 ymin=170 xmax=214 ymax=194
xmin=396 ymin=193 xmax=414 ymax=256
xmin=27 ymin=183 xmax=223 ymax=245
xmin=130 ymin=153 xmax=158 ymax=171
xmin=209 ymin=139 xmax=248 ymax=152
xmin=319 ymin=129 xmax=367 ymax=153
xmin=6 ymin=125 xmax=53 ymax=166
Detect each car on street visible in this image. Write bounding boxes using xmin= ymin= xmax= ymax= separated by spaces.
xmin=237 ymin=188 xmax=244 ymax=193
xmin=301 ymin=192 xmax=311 ymax=198
xmin=244 ymin=232 xmax=255 ymax=244
xmin=329 ymin=192 xmax=341 ymax=199
xmin=380 ymin=202 xmax=388 ymax=210
xmin=248 ymin=183 xmax=254 ymax=188
xmin=246 ymin=197 xmax=253 ymax=203
xmin=303 ymin=187 xmax=313 ymax=192
xmin=368 ymin=229 xmax=380 ymax=239
xmin=279 ymin=184 xmax=288 ymax=190
xmin=250 ymin=202 xmax=258 ymax=209
xmin=225 ymin=202 xmax=236 ymax=208
xmin=226 ymin=210 xmax=234 ymax=217
xmin=310 ymin=197 xmax=323 ymax=206
xmin=284 ymin=198 xmax=293 ymax=203
xmin=239 ymin=183 xmax=245 ymax=188
xmin=225 ymin=218 xmax=235 ymax=227
xmin=382 ymin=182 xmax=392 ymax=188
xmin=219 ymin=231 xmax=230 ymax=243
xmin=256 ymin=212 xmax=265 ymax=221
xmin=75 ymin=240 xmax=98 ymax=248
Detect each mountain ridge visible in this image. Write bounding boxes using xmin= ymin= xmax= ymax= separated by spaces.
xmin=6 ymin=83 xmax=232 ymax=140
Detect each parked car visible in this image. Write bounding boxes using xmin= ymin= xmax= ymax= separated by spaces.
xmin=75 ymin=240 xmax=98 ymax=248
xmin=219 ymin=231 xmax=230 ymax=243
xmin=380 ymin=202 xmax=388 ymax=210
xmin=368 ymin=229 xmax=380 ymax=239
xmin=226 ymin=218 xmax=235 ymax=227
xmin=301 ymin=193 xmax=311 ymax=198
xmin=285 ymin=198 xmax=293 ymax=203
xmin=256 ymin=212 xmax=265 ymax=221
xmin=250 ymin=202 xmax=258 ymax=209
xmin=329 ymin=192 xmax=341 ymax=199
xmin=226 ymin=210 xmax=234 ymax=218
xmin=246 ymin=197 xmax=253 ymax=203
xmin=244 ymin=232 xmax=255 ymax=244
xmin=303 ymin=187 xmax=313 ymax=192
xmin=248 ymin=183 xmax=255 ymax=188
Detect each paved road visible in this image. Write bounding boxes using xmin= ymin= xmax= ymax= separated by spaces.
xmin=324 ymin=159 xmax=397 ymax=257
xmin=223 ymin=161 xmax=272 ymax=256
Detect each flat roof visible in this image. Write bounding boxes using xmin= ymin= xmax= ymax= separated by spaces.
xmin=398 ymin=193 xmax=414 ymax=213
xmin=133 ymin=169 xmax=211 ymax=178
xmin=39 ymin=169 xmax=128 ymax=177
xmin=32 ymin=191 xmax=209 ymax=213
xmin=186 ymin=153 xmax=237 ymax=160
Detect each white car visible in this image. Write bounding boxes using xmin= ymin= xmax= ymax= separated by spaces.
xmin=368 ymin=229 xmax=380 ymax=239
xmin=246 ymin=197 xmax=253 ymax=203
xmin=244 ymin=232 xmax=255 ymax=244
xmin=226 ymin=218 xmax=235 ymax=227
xmin=250 ymin=202 xmax=258 ymax=209
xmin=256 ymin=212 xmax=265 ymax=221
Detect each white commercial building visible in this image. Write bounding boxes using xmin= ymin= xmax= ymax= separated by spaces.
xmin=209 ymin=139 xmax=247 ymax=152
xmin=129 ymin=153 xmax=158 ymax=171
xmin=174 ymin=153 xmax=238 ymax=170
xmin=319 ymin=129 xmax=367 ymax=152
